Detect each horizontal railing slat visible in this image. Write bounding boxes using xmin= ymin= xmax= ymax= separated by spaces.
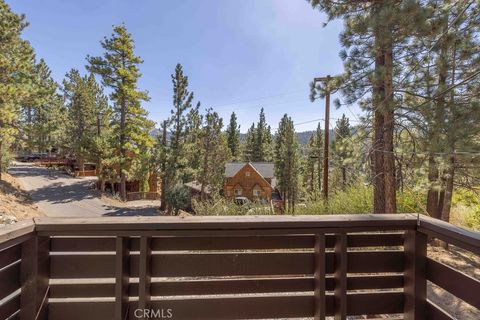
xmin=348 ymin=251 xmax=404 ymax=273
xmin=133 ymin=235 xmax=315 ymax=251
xmin=347 ymin=291 xmax=404 ymax=315
xmin=0 ymin=220 xmax=35 ymax=251
xmin=49 ymin=295 xmax=322 ymax=320
xmin=50 ymin=237 xmax=115 ymax=252
xmin=418 ymin=215 xmax=480 ymax=255
xmin=0 ymin=293 xmax=20 ymax=320
xmin=34 ymin=214 xmax=418 ymax=232
xmin=347 ymin=274 xmax=404 ymax=290
xmin=0 ymin=245 xmax=21 ymax=270
xmin=0 ymin=263 xmax=20 ymax=301
xmin=426 ymin=258 xmax=480 ymax=309
xmin=131 ymin=252 xmax=319 ymax=277
xmin=145 ymin=295 xmax=319 ymax=319
xmin=49 ymin=274 xmax=406 ymax=299
xmin=426 ymin=301 xmax=454 ymax=320
xmin=50 ymin=233 xmax=405 ymax=252
xmin=347 ymin=233 xmax=404 ymax=247
xmin=48 ymin=300 xmax=114 ymax=320
xmin=50 ymin=254 xmax=115 ymax=279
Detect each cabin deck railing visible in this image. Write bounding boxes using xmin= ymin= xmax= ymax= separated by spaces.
xmin=0 ymin=214 xmax=478 ymax=320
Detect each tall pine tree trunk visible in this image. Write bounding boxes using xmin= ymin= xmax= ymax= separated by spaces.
xmin=0 ymin=140 xmax=3 ymax=181
xmin=441 ymin=154 xmax=455 ymax=223
xmin=383 ymin=25 xmax=396 ymax=214
xmin=373 ymin=20 xmax=386 ymax=214
xmin=160 ymin=121 xmax=167 ymax=211
xmin=426 ymin=155 xmax=440 ymax=218
xmin=120 ymin=97 xmax=127 ymax=201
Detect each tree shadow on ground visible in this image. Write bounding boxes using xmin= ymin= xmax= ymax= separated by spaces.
xmin=102 ymin=207 xmax=160 ymax=216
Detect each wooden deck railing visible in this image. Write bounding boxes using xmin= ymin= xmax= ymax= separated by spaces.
xmin=0 ymin=214 xmax=478 ymax=320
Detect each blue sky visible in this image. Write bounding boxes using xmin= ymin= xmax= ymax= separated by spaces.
xmin=9 ymin=0 xmax=361 ymax=133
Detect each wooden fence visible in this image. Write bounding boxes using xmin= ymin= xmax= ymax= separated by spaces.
xmin=126 ymin=192 xmax=160 ymax=201
xmin=73 ymin=170 xmax=97 ymax=177
xmin=0 ymin=214 xmax=478 ymax=320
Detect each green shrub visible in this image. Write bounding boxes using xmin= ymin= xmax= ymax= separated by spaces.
xmin=452 ymin=189 xmax=480 ymax=230
xmin=296 ymin=185 xmax=425 ymax=215
xmin=192 ymin=197 xmax=273 ymax=216
xmin=165 ymin=184 xmax=190 ymax=215
xmin=295 ymin=184 xmax=373 ymax=215
xmin=397 ymin=189 xmax=426 ymax=214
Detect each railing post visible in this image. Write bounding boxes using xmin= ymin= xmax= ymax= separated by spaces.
xmin=115 ymin=237 xmax=130 ymax=320
xmin=404 ymin=230 xmax=427 ymax=320
xmin=20 ymin=235 xmax=50 ymax=320
xmin=314 ymin=234 xmax=326 ymax=320
xmin=138 ymin=236 xmax=152 ymax=319
xmin=334 ymin=233 xmax=347 ymax=320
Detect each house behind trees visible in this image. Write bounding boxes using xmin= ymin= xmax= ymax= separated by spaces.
xmin=224 ymin=162 xmax=278 ymax=203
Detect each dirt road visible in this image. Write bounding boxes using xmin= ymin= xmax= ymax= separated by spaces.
xmin=9 ymin=164 xmax=159 ymax=218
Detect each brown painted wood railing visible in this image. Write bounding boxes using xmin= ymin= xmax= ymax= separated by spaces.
xmin=0 ymin=214 xmax=478 ymax=320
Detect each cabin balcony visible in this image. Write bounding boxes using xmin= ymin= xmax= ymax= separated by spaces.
xmin=0 ymin=214 xmax=478 ymax=320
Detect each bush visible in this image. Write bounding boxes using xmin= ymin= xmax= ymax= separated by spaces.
xmin=295 ymin=184 xmax=373 ymax=215
xmin=452 ymin=189 xmax=480 ymax=230
xmin=165 ymin=184 xmax=190 ymax=215
xmin=295 ymin=184 xmax=426 ymax=215
xmin=192 ymin=197 xmax=274 ymax=216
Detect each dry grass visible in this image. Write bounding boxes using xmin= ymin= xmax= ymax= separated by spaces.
xmin=0 ymin=172 xmax=42 ymax=224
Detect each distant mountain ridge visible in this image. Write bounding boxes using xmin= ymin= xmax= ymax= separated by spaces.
xmin=151 ymin=129 xmax=335 ymax=145
xmin=239 ymin=130 xmax=335 ymax=145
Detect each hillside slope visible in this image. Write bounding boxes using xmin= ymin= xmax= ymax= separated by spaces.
xmin=0 ymin=172 xmax=42 ymax=226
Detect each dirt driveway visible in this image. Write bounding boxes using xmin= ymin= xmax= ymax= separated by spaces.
xmin=9 ymin=163 xmax=159 ymax=218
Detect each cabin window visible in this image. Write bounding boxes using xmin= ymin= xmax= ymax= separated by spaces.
xmin=254 ymin=189 xmax=262 ymax=197
xmin=245 ymin=171 xmax=250 ymax=177
xmin=235 ymin=188 xmax=243 ymax=196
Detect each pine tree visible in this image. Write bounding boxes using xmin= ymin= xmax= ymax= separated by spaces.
xmin=0 ymin=0 xmax=36 ymax=179
xmin=198 ymin=108 xmax=229 ymax=199
xmin=63 ymin=69 xmax=94 ymax=170
xmin=304 ymin=134 xmax=319 ymax=198
xmin=243 ymin=123 xmax=256 ymax=161
xmin=167 ymin=64 xmax=194 ymax=182
xmin=252 ymin=108 xmax=273 ymax=162
xmin=275 ymin=114 xmax=300 ymax=214
xmin=332 ymin=114 xmax=352 ymax=189
xmin=402 ymin=0 xmax=480 ymax=221
xmin=63 ymin=70 xmax=111 ymax=172
xmin=226 ymin=112 xmax=241 ymax=160
xmin=87 ymin=24 xmax=154 ymax=200
xmin=308 ymin=0 xmax=428 ymax=213
xmin=22 ymin=59 xmax=61 ymax=154
xmin=184 ymin=103 xmax=203 ymax=181
xmin=314 ymin=123 xmax=323 ymax=193
xmin=155 ymin=120 xmax=169 ymax=210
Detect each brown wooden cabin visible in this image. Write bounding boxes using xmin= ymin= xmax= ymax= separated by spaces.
xmin=106 ymin=173 xmax=160 ymax=201
xmin=224 ymin=162 xmax=282 ymax=205
xmin=184 ymin=180 xmax=213 ymax=211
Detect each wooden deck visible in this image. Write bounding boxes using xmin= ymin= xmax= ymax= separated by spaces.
xmin=0 ymin=214 xmax=478 ymax=319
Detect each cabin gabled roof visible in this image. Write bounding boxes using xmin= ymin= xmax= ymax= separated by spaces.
xmin=225 ymin=162 xmax=274 ymax=179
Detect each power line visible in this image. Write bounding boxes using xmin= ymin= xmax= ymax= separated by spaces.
xmin=213 ymin=89 xmax=306 ymax=110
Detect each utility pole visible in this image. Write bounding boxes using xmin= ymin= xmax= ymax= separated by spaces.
xmin=313 ymin=75 xmax=332 ymax=201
